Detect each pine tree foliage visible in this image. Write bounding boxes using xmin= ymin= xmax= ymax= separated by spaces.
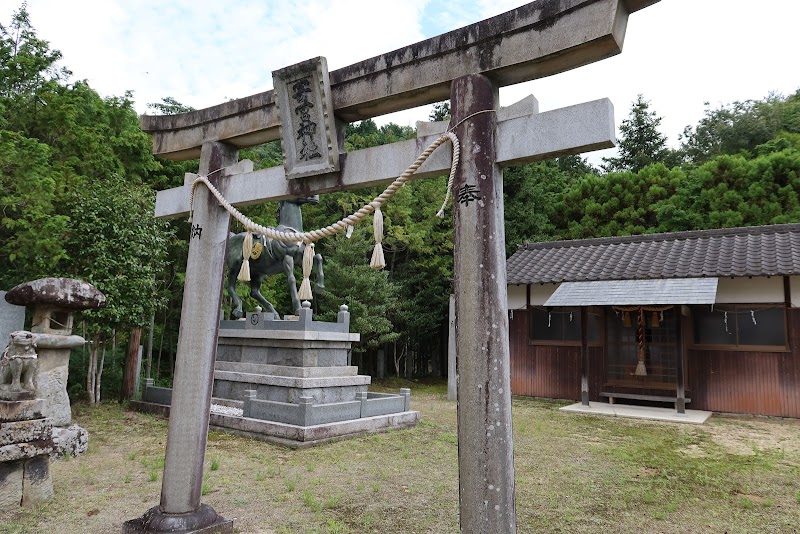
xmin=602 ymin=94 xmax=669 ymax=173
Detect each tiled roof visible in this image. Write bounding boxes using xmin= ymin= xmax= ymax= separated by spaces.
xmin=506 ymin=224 xmax=800 ymax=284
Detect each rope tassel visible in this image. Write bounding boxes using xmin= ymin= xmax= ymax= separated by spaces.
xmin=238 ymin=232 xmax=253 ymax=282
xmin=298 ymin=242 xmax=315 ymax=300
xmin=370 ymin=206 xmax=386 ymax=270
xmin=634 ymin=308 xmax=647 ymax=376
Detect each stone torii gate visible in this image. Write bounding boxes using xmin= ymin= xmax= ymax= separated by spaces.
xmin=123 ymin=1 xmax=657 ymax=532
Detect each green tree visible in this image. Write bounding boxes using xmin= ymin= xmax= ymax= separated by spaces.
xmin=147 ymin=96 xmax=195 ymax=115
xmin=314 ymin=227 xmax=401 ymax=351
xmin=0 ymin=5 xmax=68 ymax=124
xmin=65 ymin=174 xmax=170 ymax=402
xmin=678 ymin=91 xmax=800 ymax=165
xmin=503 ymin=162 xmax=570 ymax=254
xmin=602 ymin=94 xmax=670 ymax=173
xmin=0 ymin=5 xmax=179 ymax=400
xmin=429 ymin=101 xmax=451 ymax=122
xmin=657 ymin=139 xmax=800 ymax=231
xmin=344 ymin=119 xmax=414 ymax=151
xmin=0 ymin=130 xmax=69 ymax=287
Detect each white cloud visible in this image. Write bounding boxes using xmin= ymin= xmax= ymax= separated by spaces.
xmin=25 ymin=0 xmax=428 ymax=112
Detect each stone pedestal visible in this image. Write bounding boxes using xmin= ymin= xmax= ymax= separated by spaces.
xmin=214 ymin=303 xmax=368 ymax=415
xmin=131 ymin=302 xmax=419 ymax=448
xmin=33 ymin=334 xmax=85 ymax=426
xmin=0 ymin=409 xmax=55 ymax=511
xmin=122 ymin=505 xmax=233 ymax=534
xmin=215 ymin=305 xmax=362 ymax=397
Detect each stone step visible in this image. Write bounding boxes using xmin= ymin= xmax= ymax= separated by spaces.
xmin=213 ymin=371 xmax=371 ymax=389
xmin=215 ymin=361 xmax=358 ymax=378
xmin=219 ymin=329 xmax=360 ymax=342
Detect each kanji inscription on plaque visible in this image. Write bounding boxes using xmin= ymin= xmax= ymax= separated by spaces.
xmin=272 ymin=57 xmax=339 ymax=179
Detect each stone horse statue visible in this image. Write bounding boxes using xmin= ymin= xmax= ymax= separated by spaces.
xmin=226 ymin=195 xmax=324 ymax=319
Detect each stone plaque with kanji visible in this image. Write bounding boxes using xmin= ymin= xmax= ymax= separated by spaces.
xmin=272 ymin=56 xmax=339 ymax=179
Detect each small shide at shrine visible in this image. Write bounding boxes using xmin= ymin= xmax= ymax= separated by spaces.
xmin=506 ymin=223 xmax=800 ymax=418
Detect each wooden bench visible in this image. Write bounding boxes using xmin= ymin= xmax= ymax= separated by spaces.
xmin=600 ymin=392 xmax=690 ymax=412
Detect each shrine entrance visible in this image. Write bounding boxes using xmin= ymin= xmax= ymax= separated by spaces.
xmin=542 ymin=277 xmax=700 ymax=414
xmin=603 ymin=307 xmax=685 ymax=405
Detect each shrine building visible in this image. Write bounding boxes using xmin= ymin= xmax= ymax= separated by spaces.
xmin=506 ymin=223 xmax=800 ymax=417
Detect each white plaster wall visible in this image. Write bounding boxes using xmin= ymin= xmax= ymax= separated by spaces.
xmin=506 ymin=284 xmax=560 ymax=308
xmin=791 ymin=276 xmax=800 ymax=307
xmin=507 ymin=285 xmax=527 ymax=310
xmin=531 ymin=283 xmax=559 ymax=306
xmin=715 ymin=277 xmax=784 ymax=304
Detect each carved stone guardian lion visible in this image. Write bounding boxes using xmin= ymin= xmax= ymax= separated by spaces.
xmin=0 ymin=330 xmax=38 ymax=397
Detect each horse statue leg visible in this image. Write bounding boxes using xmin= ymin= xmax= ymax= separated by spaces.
xmin=248 ymin=272 xmax=278 ymax=315
xmin=282 ymin=254 xmax=302 ymax=315
xmin=227 ymin=259 xmax=246 ymax=320
xmin=313 ymin=253 xmax=324 ymax=291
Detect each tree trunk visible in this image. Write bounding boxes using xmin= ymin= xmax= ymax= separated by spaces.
xmin=110 ymin=328 xmax=117 ymax=379
xmin=405 ymin=344 xmax=413 ymax=379
xmin=87 ymin=332 xmax=100 ymax=404
xmin=156 ymin=317 xmax=165 ymax=382
xmin=146 ymin=310 xmax=155 ymax=379
xmin=81 ymin=321 xmax=87 ymax=378
xmin=157 ymin=297 xmax=172 ymax=383
xmin=95 ymin=340 xmax=106 ymax=403
xmin=168 ymin=333 xmax=174 ymax=376
xmin=120 ymin=328 xmax=142 ymax=402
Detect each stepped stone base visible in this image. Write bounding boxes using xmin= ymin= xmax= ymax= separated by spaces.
xmin=130 ymin=398 xmax=419 ymax=449
xmin=131 ymin=305 xmax=419 ymax=447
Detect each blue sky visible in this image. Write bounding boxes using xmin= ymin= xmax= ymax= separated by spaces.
xmin=16 ymin=0 xmax=800 ymax=163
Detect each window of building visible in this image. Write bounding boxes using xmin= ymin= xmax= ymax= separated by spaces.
xmin=692 ymin=305 xmax=787 ymax=350
xmin=529 ymin=307 xmax=603 ymax=345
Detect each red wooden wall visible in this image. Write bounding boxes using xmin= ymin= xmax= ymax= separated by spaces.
xmin=509 ymin=308 xmax=800 ymax=417
xmin=686 ymin=308 xmax=800 ymax=417
xmin=509 ymin=310 xmax=604 ymax=402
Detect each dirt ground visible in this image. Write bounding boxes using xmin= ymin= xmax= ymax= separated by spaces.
xmin=2 ymin=381 xmax=799 ymax=533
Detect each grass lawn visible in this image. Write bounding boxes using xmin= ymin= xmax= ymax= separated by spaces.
xmin=1 ymin=379 xmax=799 ymax=533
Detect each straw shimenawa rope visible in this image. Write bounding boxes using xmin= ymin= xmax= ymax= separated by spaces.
xmin=188 ymin=131 xmax=461 ymax=298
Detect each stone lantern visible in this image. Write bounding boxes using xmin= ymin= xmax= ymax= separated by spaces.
xmin=5 ymin=278 xmax=106 ymax=426
xmin=0 ymin=279 xmax=103 ymax=510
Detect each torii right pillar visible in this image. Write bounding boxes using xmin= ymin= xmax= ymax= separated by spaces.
xmin=451 ymin=74 xmax=516 ymax=533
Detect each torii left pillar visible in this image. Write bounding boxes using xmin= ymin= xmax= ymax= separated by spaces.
xmin=123 ymin=141 xmax=237 ymax=533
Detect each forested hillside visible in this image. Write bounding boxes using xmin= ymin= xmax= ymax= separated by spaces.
xmin=1 ymin=6 xmax=798 ymax=398
xmin=542 ymin=94 xmax=800 ymax=243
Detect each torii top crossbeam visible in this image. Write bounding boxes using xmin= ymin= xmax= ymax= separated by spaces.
xmin=141 ymin=0 xmax=657 ymax=161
